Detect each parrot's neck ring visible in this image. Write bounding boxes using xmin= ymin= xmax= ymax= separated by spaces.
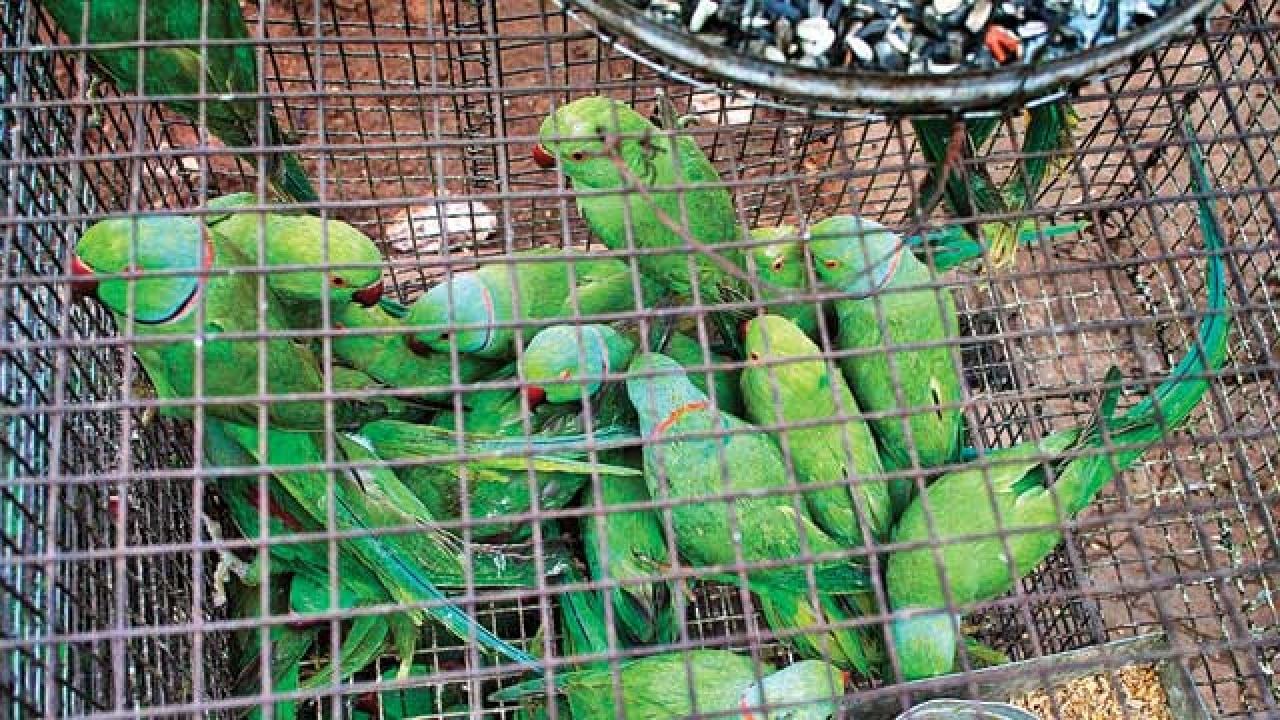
xmin=475 ymin=280 xmax=496 ymax=353
xmin=872 ymin=241 xmax=906 ymax=292
xmin=591 ymin=326 xmax=611 ymax=378
xmin=134 ymin=232 xmax=216 ymax=326
xmin=650 ymin=400 xmax=710 ymax=438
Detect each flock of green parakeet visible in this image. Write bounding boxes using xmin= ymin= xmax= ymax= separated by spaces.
xmin=45 ymin=1 xmax=1233 ymax=717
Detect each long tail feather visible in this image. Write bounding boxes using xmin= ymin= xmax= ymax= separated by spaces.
xmin=1060 ymin=117 xmax=1230 ymax=510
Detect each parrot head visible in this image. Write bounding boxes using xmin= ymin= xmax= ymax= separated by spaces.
xmin=625 ymin=352 xmax=709 ymax=438
xmin=737 ymin=660 xmax=848 ymax=720
xmin=535 ymin=96 xmax=653 ymax=189
xmin=72 ymin=216 xmax=213 ymax=324
xmin=889 ymin=610 xmax=958 ymax=681
xmin=406 ymin=274 xmax=495 ymax=355
xmin=521 ymin=325 xmax=612 ymax=405
xmin=253 ymin=218 xmax=385 ymax=308
xmin=741 ymin=315 xmax=826 ymax=406
xmin=808 ymin=215 xmax=906 ymax=295
xmin=750 ymin=226 xmax=807 ymax=290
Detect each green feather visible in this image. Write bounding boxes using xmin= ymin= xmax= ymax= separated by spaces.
xmin=808 ymin=215 xmax=965 ymax=509
xmin=40 ymin=0 xmax=317 ymax=203
xmin=538 ymin=96 xmax=743 ymax=305
xmin=885 ymin=119 xmax=1231 ymax=680
xmin=741 ymin=315 xmax=893 ymax=547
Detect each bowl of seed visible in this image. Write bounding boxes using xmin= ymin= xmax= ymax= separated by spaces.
xmin=558 ymin=0 xmax=1221 ymax=113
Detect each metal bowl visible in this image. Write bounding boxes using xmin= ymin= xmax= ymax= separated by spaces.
xmin=560 ymin=0 xmax=1220 ymax=114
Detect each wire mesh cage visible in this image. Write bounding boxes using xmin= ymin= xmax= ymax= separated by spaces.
xmin=2 ymin=0 xmax=1278 ymax=719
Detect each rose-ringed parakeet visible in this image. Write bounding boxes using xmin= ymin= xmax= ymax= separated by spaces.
xmin=38 ymin=0 xmax=318 ymax=203
xmin=214 ymin=432 xmax=419 ymax=688
xmin=214 ymin=418 xmax=562 ymax=670
xmin=580 ymin=468 xmax=678 ymax=649
xmin=69 ymin=220 xmax=553 ymax=667
xmin=747 ymin=217 xmax=1088 ymax=325
xmin=225 ymin=575 xmax=312 ymax=720
xmin=740 ymin=315 xmax=892 ymax=547
xmin=358 ymin=419 xmax=641 ymax=542
xmin=407 ymin=249 xmax=659 ymax=361
xmin=491 ymin=650 xmax=845 ymax=720
xmin=808 ymin=214 xmax=966 ymax=508
xmin=748 ymin=226 xmax=824 ymax=339
xmin=330 ymin=302 xmax=502 ymax=401
xmin=534 ymin=96 xmax=749 ymax=353
xmin=521 ymin=322 xmax=744 ymax=417
xmin=886 ymin=121 xmax=1231 ymax=681
xmin=624 ymin=352 xmax=870 ymax=596
xmin=69 ymin=215 xmax=390 ymax=430
xmin=205 ymin=192 xmax=386 ymax=329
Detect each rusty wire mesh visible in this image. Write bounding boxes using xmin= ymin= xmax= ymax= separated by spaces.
xmin=1 ymin=0 xmax=1278 ymax=718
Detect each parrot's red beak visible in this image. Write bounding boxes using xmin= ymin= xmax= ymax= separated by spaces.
xmin=532 ymin=144 xmax=556 ymax=169
xmin=525 ymin=385 xmax=547 ymax=408
xmin=840 ymin=670 xmax=851 ymax=686
xmin=69 ymin=254 xmax=99 ymax=303
xmin=351 ymin=280 xmax=384 ymax=307
xmin=738 ymin=318 xmax=751 ymax=342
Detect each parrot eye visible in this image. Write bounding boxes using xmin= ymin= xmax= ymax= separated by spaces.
xmin=748 ymin=351 xmax=761 ymax=362
xmin=557 ymin=369 xmax=573 ymax=381
xmin=823 ymin=259 xmax=840 ymax=269
xmin=569 ymin=150 xmax=586 ymax=162
xmin=770 ymin=257 xmax=785 ymax=272
xmin=438 ymin=332 xmax=450 ymax=342
xmin=331 ymin=275 xmax=348 ymax=288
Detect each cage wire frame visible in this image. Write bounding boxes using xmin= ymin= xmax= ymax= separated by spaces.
xmin=0 ymin=0 xmax=1278 ymax=718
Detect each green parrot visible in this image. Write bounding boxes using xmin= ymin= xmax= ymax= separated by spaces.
xmin=206 ymin=192 xmax=386 ymax=328
xmin=736 ymin=659 xmax=848 ymax=720
xmin=579 ymin=469 xmax=678 ymax=648
xmin=210 ymin=421 xmax=420 ymax=691
xmin=69 ymin=215 xmax=389 ymax=430
xmin=39 ymin=0 xmax=317 ymax=203
xmin=748 ymin=226 xmax=823 ymax=339
xmin=556 ymin=566 xmax=614 ymax=664
xmin=534 ymin=96 xmax=746 ymax=310
xmin=288 ymin=571 xmax=398 ymax=691
xmin=407 ymin=249 xmax=659 ymax=360
xmin=349 ymin=665 xmax=448 ymax=720
xmin=808 ymin=214 xmax=966 ymax=508
xmin=330 ymin=302 xmax=502 ymax=399
xmin=491 ymin=650 xmax=845 ymax=720
xmin=624 ymin=353 xmax=869 ymax=595
xmin=755 ymin=584 xmax=883 ymax=678
xmin=740 ymin=314 xmax=892 ymax=547
xmin=910 ymin=102 xmax=1077 ymax=266
xmin=521 ymin=323 xmax=742 ymax=416
xmin=358 ymin=419 xmax=641 ymax=541
xmin=226 ymin=576 xmax=312 ymax=720
xmin=886 ymin=121 xmax=1231 ymax=681
xmin=747 ymin=217 xmax=1088 ymax=321
xmin=70 ymin=218 xmax=553 ymax=671
xmin=214 ymin=419 xmax=562 ymax=670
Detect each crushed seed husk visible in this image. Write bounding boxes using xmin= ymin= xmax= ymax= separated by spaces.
xmin=1008 ymin=664 xmax=1174 ymax=720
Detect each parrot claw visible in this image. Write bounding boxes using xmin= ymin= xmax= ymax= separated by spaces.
xmin=85 ymin=75 xmax=104 ymax=130
xmin=201 ymin=513 xmax=256 ymax=607
xmin=987 ymin=224 xmax=1019 ymax=269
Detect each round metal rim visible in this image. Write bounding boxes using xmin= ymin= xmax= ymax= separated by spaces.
xmin=565 ymin=0 xmax=1221 ymax=113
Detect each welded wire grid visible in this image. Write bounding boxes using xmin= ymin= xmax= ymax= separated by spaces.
xmin=0 ymin=0 xmax=1277 ymax=717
